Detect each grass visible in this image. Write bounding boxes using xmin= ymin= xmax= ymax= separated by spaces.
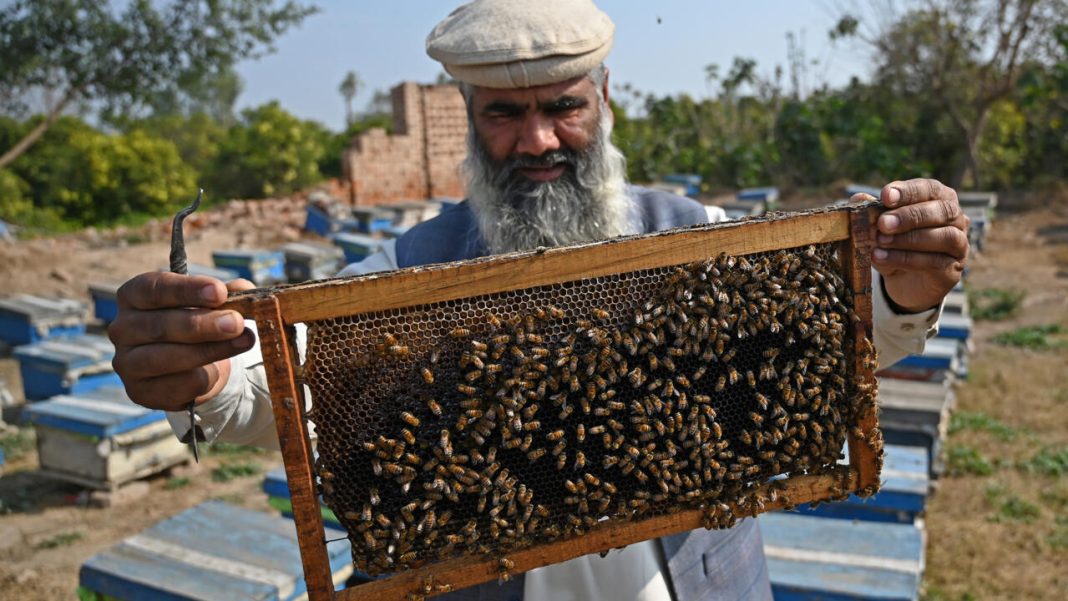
xmin=985 ymin=482 xmax=1043 ymax=524
xmin=992 ymin=324 xmax=1067 ymax=350
xmin=35 ymin=531 xmax=84 ymax=549
xmin=0 ymin=426 xmax=35 ymax=461
xmin=1049 ymin=516 xmax=1068 ymax=550
xmin=969 ymin=287 xmax=1025 ymax=321
xmin=1019 ymin=446 xmax=1068 ymax=476
xmin=949 ymin=411 xmax=1021 ymax=441
xmin=923 ymin=587 xmax=979 ymax=601
xmin=947 ymin=444 xmax=996 ymax=476
xmin=211 ymin=461 xmax=261 ymax=482
xmin=165 ymin=477 xmax=191 ymax=490
xmin=207 ymin=442 xmax=264 ymax=455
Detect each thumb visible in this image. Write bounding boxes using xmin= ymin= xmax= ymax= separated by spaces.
xmin=226 ymin=278 xmax=256 ymax=293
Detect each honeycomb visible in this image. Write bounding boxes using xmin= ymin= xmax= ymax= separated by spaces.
xmin=302 ymin=243 xmax=874 ymax=575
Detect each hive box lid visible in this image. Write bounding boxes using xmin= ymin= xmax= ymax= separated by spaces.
xmin=762 ymin=512 xmax=924 ymax=601
xmin=182 ymin=264 xmax=240 ymax=280
xmin=331 ymin=232 xmax=381 ymax=248
xmin=80 ymin=500 xmax=352 ymax=601
xmin=24 ymin=387 xmax=163 ymax=437
xmin=13 ymin=334 xmax=114 ymax=370
xmin=0 ymin=294 xmax=86 ymax=320
xmin=281 ymin=242 xmax=344 ymax=261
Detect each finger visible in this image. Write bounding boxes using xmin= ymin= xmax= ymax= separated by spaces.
xmin=226 ymin=278 xmax=256 ymax=293
xmin=876 ymin=226 xmax=969 ymax=260
xmin=849 ymin=192 xmax=878 ymax=203
xmin=882 ymin=178 xmax=954 ymax=208
xmin=878 ymin=197 xmax=966 ymax=235
xmin=108 ymin=308 xmax=247 ymax=346
xmin=112 ymin=329 xmax=255 ymax=380
xmin=124 ymin=367 xmax=218 ymax=412
xmin=117 ymin=272 xmax=228 ymax=311
xmin=872 ymin=248 xmax=966 ymax=279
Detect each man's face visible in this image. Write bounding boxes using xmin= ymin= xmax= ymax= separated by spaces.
xmin=468 ymin=75 xmax=607 ymax=183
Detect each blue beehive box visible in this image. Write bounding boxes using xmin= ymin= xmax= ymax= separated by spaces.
xmin=79 ymin=500 xmax=353 ymax=601
xmin=845 ymin=183 xmax=883 ymax=199
xmin=877 ymin=377 xmax=954 ymax=479
xmin=662 ymin=173 xmax=702 ymax=197
xmin=762 ymin=512 xmax=925 ymax=601
xmin=382 ymin=224 xmax=410 ymax=239
xmin=936 ymin=313 xmax=973 ymax=342
xmin=263 ymin=465 xmax=342 ymax=530
xmin=0 ymin=295 xmax=86 ymax=347
xmin=880 ymin=337 xmax=964 ymax=382
xmin=281 ymin=242 xmax=345 ymax=283
xmin=13 ymin=334 xmax=121 ymax=400
xmin=796 ymin=444 xmax=929 ymax=524
xmin=212 ymin=249 xmax=287 ymax=286
xmin=88 ymin=281 xmax=123 ymax=324
xmin=183 ymin=263 xmax=240 ymax=281
xmin=737 ymin=186 xmax=780 ymax=211
xmin=304 ymin=202 xmax=337 ymax=236
xmin=23 ymin=386 xmax=189 ymax=489
xmin=350 ymin=207 xmax=394 ymax=234
xmin=331 ymin=232 xmax=382 ymax=265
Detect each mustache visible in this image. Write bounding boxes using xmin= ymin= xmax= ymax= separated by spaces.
xmin=492 ymin=149 xmax=578 ymax=187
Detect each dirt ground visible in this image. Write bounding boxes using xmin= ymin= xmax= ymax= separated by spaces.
xmin=0 ymin=190 xmax=1065 ymax=599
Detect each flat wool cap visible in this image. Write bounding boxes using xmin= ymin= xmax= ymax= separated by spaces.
xmin=426 ymin=0 xmax=615 ymax=89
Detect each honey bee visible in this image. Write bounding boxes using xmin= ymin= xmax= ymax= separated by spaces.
xmin=400 ymin=412 xmax=420 ymax=427
xmin=389 ymin=344 xmax=411 ymax=358
xmin=450 ymin=327 xmax=471 ymax=339
xmin=426 ymin=398 xmax=442 ymax=417
xmin=527 ymin=448 xmax=546 ymax=462
xmin=420 ymin=367 xmax=434 ymax=384
xmin=592 ymin=308 xmax=611 ymax=320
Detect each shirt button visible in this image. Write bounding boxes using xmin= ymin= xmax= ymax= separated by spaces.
xmin=900 ymin=323 xmax=916 ymax=332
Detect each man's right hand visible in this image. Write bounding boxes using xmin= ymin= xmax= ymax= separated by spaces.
xmin=108 ymin=272 xmax=257 ymax=411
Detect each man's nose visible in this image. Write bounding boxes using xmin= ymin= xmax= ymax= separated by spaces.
xmin=515 ymin=114 xmax=560 ymax=157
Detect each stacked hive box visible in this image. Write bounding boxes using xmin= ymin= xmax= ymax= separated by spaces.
xmin=23 ymin=385 xmax=189 ymax=489
xmin=79 ymin=500 xmax=354 ymax=600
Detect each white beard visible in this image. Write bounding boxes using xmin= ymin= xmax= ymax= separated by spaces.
xmin=463 ymin=108 xmax=634 ymax=255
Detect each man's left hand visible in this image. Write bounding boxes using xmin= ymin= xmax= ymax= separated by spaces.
xmin=854 ymin=178 xmax=970 ymax=313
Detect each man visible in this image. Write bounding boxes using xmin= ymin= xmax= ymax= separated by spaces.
xmin=109 ymin=1 xmax=969 ymax=599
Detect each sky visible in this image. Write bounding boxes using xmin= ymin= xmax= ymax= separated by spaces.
xmin=235 ymin=1 xmax=874 ymax=132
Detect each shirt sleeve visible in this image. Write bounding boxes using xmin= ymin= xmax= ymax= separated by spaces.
xmin=164 ymin=240 xmax=400 ymax=448
xmin=870 ymin=269 xmax=943 ymax=369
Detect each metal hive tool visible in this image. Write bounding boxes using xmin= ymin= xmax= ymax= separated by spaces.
xmin=222 ymin=201 xmax=884 ymax=601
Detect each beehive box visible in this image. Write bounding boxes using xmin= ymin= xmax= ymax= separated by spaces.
xmin=23 ymin=385 xmax=189 ymax=489
xmin=349 ymin=207 xmax=394 ymax=234
xmin=882 ymin=337 xmax=966 ymax=381
xmin=877 ymin=377 xmax=955 ymax=479
xmin=79 ymin=500 xmax=354 ymax=601
xmin=0 ymin=295 xmax=86 ymax=347
xmin=88 ymin=281 xmax=123 ymax=324
xmin=737 ymin=187 xmax=780 ymax=211
xmin=797 ymin=443 xmax=929 ymax=523
xmin=330 ymin=232 xmax=382 ymax=265
xmin=13 ymin=334 xmax=121 ymax=400
xmin=382 ymin=201 xmax=432 ymax=229
xmin=221 ymin=202 xmax=884 ymax=600
xmin=762 ymin=512 xmax=925 ymax=601
xmin=718 ymin=199 xmax=766 ymax=220
xmin=213 ymin=249 xmax=287 ymax=286
xmin=282 ymin=242 xmax=346 ymax=284
xmin=265 ymin=464 xmax=343 ymax=529
xmin=184 ymin=263 xmax=241 ymax=281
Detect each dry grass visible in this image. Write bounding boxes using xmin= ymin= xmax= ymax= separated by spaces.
xmin=922 ymin=194 xmax=1068 ymax=600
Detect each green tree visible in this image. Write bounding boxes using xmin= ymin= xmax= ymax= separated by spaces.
xmin=0 ymin=0 xmax=316 ymax=169
xmin=832 ymin=0 xmax=1067 ymax=188
xmin=207 ymin=101 xmax=326 ymax=199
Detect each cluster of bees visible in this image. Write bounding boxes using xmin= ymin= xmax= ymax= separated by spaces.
xmin=305 ymin=245 xmax=876 ymax=576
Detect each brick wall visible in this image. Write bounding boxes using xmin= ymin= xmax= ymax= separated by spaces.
xmin=342 ymin=82 xmax=468 ymax=205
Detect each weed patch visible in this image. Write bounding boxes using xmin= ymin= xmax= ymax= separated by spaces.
xmin=969 ymin=288 xmax=1025 ymax=321
xmin=1020 ymin=446 xmax=1068 ymax=476
xmin=1049 ymin=516 xmax=1068 ymax=550
xmin=165 ymin=477 xmax=190 ymax=490
xmin=208 ymin=442 xmax=264 ymax=455
xmin=949 ymin=411 xmax=1021 ymax=441
xmin=35 ymin=531 xmax=84 ymax=549
xmin=211 ymin=461 xmax=260 ymax=482
xmin=0 ymin=427 xmax=35 ymax=460
xmin=992 ymin=324 xmax=1067 ymax=350
xmin=991 ymin=495 xmax=1042 ymax=523
xmin=947 ymin=444 xmax=995 ymax=476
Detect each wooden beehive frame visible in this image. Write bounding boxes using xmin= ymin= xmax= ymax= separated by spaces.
xmin=222 ymin=201 xmax=881 ymax=601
